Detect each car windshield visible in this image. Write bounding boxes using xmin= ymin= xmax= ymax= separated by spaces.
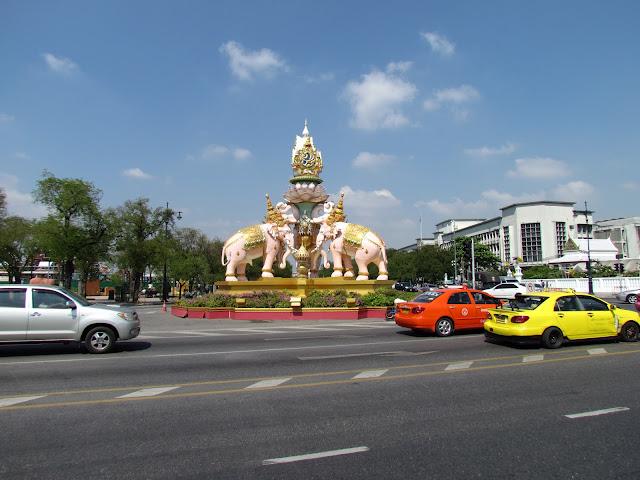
xmin=413 ymin=291 xmax=443 ymax=303
xmin=58 ymin=287 xmax=92 ymax=306
xmin=506 ymin=295 xmax=548 ymax=310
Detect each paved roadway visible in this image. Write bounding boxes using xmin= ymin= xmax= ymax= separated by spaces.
xmin=1 ymin=301 xmax=639 ymax=479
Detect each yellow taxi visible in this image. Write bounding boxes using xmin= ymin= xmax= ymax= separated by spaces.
xmin=484 ymin=290 xmax=640 ymax=348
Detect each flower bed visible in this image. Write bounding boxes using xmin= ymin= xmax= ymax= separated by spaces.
xmin=172 ymin=288 xmax=415 ymax=321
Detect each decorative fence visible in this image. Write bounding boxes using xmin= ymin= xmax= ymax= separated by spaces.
xmin=525 ymin=277 xmax=640 ymax=295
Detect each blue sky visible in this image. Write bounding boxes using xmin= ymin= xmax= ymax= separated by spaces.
xmin=1 ymin=0 xmax=639 ymax=248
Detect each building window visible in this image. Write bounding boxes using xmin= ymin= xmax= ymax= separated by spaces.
xmin=521 ymin=222 xmax=542 ymax=262
xmin=503 ymin=226 xmax=510 ymax=263
xmin=555 ymin=222 xmax=566 ymax=257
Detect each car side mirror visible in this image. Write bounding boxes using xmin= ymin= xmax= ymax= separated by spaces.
xmin=66 ymin=301 xmax=77 ymax=310
xmin=610 ymin=304 xmax=616 ymax=311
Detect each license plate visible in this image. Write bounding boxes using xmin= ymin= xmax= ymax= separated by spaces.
xmin=495 ymin=315 xmax=508 ymax=324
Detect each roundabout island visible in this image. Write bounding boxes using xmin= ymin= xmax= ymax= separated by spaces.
xmin=173 ymin=121 xmax=397 ymax=320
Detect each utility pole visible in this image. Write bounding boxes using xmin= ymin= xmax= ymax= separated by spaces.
xmin=584 ymin=201 xmax=593 ymax=294
xmin=471 ymin=237 xmax=476 ymax=289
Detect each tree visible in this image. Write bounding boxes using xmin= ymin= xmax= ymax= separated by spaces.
xmin=522 ymin=265 xmax=564 ymax=279
xmin=109 ymin=198 xmax=165 ymax=302
xmin=0 ymin=187 xmax=6 ymax=221
xmin=168 ymin=228 xmax=209 ymax=298
xmin=0 ymin=216 xmax=36 ymax=284
xmin=33 ymin=172 xmax=104 ymax=288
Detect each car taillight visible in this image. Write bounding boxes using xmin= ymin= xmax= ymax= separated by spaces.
xmin=411 ymin=306 xmax=424 ymax=314
xmin=511 ymin=316 xmax=529 ymax=323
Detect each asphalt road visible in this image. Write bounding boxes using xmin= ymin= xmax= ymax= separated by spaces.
xmin=1 ymin=301 xmax=639 ymax=479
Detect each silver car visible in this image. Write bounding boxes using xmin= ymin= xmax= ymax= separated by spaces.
xmin=0 ymin=285 xmax=141 ymax=353
xmin=615 ymin=288 xmax=640 ymax=304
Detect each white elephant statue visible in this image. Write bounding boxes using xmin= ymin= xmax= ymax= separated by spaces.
xmin=221 ymin=223 xmax=295 ymax=281
xmin=316 ymin=221 xmax=388 ymax=280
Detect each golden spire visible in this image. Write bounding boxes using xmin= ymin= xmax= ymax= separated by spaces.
xmin=265 ymin=194 xmax=287 ymax=226
xmin=326 ymin=192 xmax=346 ymax=225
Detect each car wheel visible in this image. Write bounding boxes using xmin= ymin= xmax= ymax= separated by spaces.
xmin=435 ymin=317 xmax=454 ymax=337
xmin=620 ymin=321 xmax=640 ymax=342
xmin=541 ymin=327 xmax=563 ymax=349
xmin=385 ymin=308 xmax=396 ymax=321
xmin=85 ymin=326 xmax=116 ymax=354
xmin=627 ymin=294 xmax=638 ymax=304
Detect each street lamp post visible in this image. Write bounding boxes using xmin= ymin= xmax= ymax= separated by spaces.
xmin=584 ymin=201 xmax=593 ymax=294
xmin=162 ymin=202 xmax=182 ymax=303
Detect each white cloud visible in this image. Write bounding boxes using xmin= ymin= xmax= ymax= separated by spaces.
xmin=424 ymin=85 xmax=480 ymax=111
xmin=42 ymin=52 xmax=78 ymax=75
xmin=386 ymin=61 xmax=413 ymax=74
xmin=14 ymin=152 xmax=30 ymax=160
xmin=200 ymin=144 xmax=252 ymax=162
xmin=623 ymin=181 xmax=639 ymax=191
xmin=122 ymin=168 xmax=153 ymax=180
xmin=338 ymin=185 xmax=401 ymax=218
xmin=0 ymin=173 xmax=47 ymax=219
xmin=421 ymin=32 xmax=455 ymax=57
xmin=552 ymin=180 xmax=594 ymax=200
xmin=343 ymin=70 xmax=417 ymax=130
xmin=0 ymin=113 xmax=15 ymax=123
xmin=201 ymin=144 xmax=229 ymax=159
xmin=464 ymin=143 xmax=517 ymax=157
xmin=418 ymin=197 xmax=489 ymax=216
xmin=232 ymin=148 xmax=252 ymax=161
xmin=352 ymin=152 xmax=396 ymax=169
xmin=507 ymin=157 xmax=570 ymax=179
xmin=219 ymin=41 xmax=288 ymax=81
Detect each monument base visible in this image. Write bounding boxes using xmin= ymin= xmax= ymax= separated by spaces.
xmin=214 ymin=277 xmax=394 ymax=297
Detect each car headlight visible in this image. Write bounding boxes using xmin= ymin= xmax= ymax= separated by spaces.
xmin=117 ymin=312 xmax=129 ymax=320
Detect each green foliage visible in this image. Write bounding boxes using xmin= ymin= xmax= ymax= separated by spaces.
xmin=242 ymin=290 xmax=291 ymax=308
xmin=360 ymin=288 xmax=416 ymax=307
xmin=302 ymin=290 xmax=363 ymax=307
xmin=522 ymin=265 xmax=564 ymax=279
xmin=591 ymin=263 xmax=617 ymax=277
xmin=0 ymin=216 xmax=36 ymax=284
xmin=180 ymin=293 xmax=237 ymax=308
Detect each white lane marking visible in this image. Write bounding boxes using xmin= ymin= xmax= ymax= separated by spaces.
xmin=263 ymin=446 xmax=369 ymax=465
xmin=117 ymin=387 xmax=180 ymax=398
xmin=565 ymin=407 xmax=629 ymax=419
xmin=588 ymin=348 xmax=607 ymax=355
xmin=245 ymin=378 xmax=291 ymax=389
xmin=353 ymin=369 xmax=388 ymax=379
xmin=523 ymin=354 xmax=544 ymax=363
xmin=0 ymin=338 xmax=439 ymax=366
xmin=279 ymin=326 xmax=341 ymax=331
xmin=171 ymin=331 xmax=229 ymax=336
xmin=226 ymin=328 xmax=290 ymax=334
xmin=300 ymin=351 xmax=409 ymax=360
xmin=264 ymin=335 xmax=362 ymax=341
xmin=445 ymin=361 xmax=473 ymax=371
xmin=0 ymin=395 xmax=46 ymax=408
xmin=333 ymin=323 xmax=396 ymax=329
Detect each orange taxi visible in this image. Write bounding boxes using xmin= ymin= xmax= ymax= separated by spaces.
xmin=395 ymin=288 xmax=502 ymax=336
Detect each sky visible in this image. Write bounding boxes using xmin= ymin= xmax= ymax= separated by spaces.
xmin=1 ymin=0 xmax=639 ymax=248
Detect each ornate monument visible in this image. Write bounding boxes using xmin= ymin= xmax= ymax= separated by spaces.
xmin=218 ymin=121 xmax=391 ymax=296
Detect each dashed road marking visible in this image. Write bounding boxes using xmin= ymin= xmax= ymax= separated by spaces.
xmin=263 ymin=446 xmax=369 ymax=465
xmin=245 ymin=378 xmax=291 ymax=389
xmin=117 ymin=387 xmax=180 ymax=398
xmin=227 ymin=328 xmax=290 ymax=334
xmin=0 ymin=395 xmax=46 ymax=408
xmin=445 ymin=361 xmax=474 ymax=371
xmin=171 ymin=331 xmax=228 ymax=336
xmin=353 ymin=369 xmax=388 ymax=379
xmin=565 ymin=407 xmax=629 ymax=419
xmin=523 ymin=354 xmax=545 ymax=363
xmin=588 ymin=348 xmax=608 ymax=355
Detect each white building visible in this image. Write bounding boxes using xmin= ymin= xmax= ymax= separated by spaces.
xmin=594 ymin=216 xmax=640 ymax=261
xmin=436 ymin=201 xmax=594 ymax=267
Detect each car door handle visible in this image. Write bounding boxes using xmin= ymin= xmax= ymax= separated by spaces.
xmin=587 ymin=313 xmax=594 ymax=317
xmin=557 ymin=313 xmax=564 ymax=318
xmin=30 ymin=312 xmax=41 ymax=317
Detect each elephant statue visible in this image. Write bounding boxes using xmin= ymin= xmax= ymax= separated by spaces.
xmin=315 ymin=221 xmax=388 ymax=281
xmin=221 ymin=223 xmax=295 ymax=281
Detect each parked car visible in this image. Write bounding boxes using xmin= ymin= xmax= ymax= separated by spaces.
xmin=615 ymin=288 xmax=640 ymax=304
xmin=393 ymin=282 xmax=418 ymax=292
xmin=484 ymin=290 xmax=640 ymax=348
xmin=482 ymin=282 xmax=528 ymax=300
xmin=395 ymin=288 xmax=502 ymax=336
xmin=0 ymin=285 xmax=141 ymax=353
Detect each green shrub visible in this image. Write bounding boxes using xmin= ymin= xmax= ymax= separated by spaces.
xmin=241 ymin=291 xmax=291 ymax=308
xmin=360 ymin=288 xmax=416 ymax=307
xmin=301 ymin=289 xmax=363 ymax=308
xmin=177 ymin=293 xmax=237 ymax=308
